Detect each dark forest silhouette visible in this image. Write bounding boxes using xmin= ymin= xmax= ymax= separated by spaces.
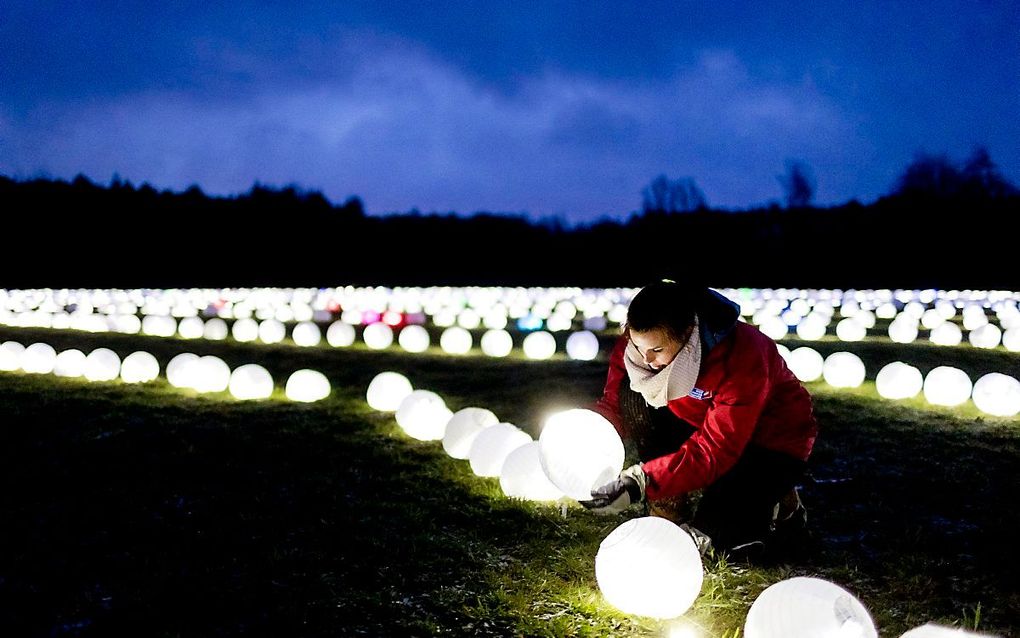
xmin=2 ymin=149 xmax=1016 ymax=290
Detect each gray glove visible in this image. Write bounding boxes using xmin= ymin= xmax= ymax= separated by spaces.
xmin=580 ymin=464 xmax=647 ymax=515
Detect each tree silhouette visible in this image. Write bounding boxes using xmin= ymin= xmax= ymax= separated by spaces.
xmin=641 ymin=174 xmax=707 ymax=213
xmin=778 ymin=160 xmax=815 ymax=208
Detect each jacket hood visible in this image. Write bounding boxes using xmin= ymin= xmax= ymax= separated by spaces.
xmin=697 ymin=288 xmax=741 ymax=353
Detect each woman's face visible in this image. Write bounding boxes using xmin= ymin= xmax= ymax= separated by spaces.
xmin=629 ymin=326 xmax=689 ymax=371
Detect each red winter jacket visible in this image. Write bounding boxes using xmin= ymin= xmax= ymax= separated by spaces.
xmin=594 ymin=294 xmax=818 ymax=501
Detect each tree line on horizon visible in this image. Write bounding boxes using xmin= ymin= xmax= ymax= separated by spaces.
xmin=1 ymin=148 xmax=1016 ymax=291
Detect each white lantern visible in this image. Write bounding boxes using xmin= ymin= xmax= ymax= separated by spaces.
xmin=456 ymin=308 xmax=481 ymax=330
xmin=22 ymin=343 xmax=57 ymax=374
xmin=596 ymin=517 xmax=703 ymax=619
xmin=326 ymin=321 xmax=356 ymax=347
xmin=875 ymin=362 xmax=923 ymax=400
xmin=203 ymin=317 xmax=229 ymax=340
xmin=229 ymin=364 xmax=275 ymax=400
xmin=53 ymin=349 xmax=87 ymax=377
xmin=366 ymin=372 xmax=414 ymax=412
xmin=120 ymin=351 xmax=160 ymax=383
xmin=177 ymin=316 xmax=205 ymax=339
xmin=1002 ymin=328 xmax=1020 ymax=352
xmin=258 ymin=319 xmax=286 ymax=344
xmin=481 ymin=330 xmax=514 ymax=357
xmin=795 ymin=314 xmax=828 ymax=341
xmin=971 ymin=373 xmax=1020 ymax=417
xmin=442 ymin=407 xmax=499 ymax=459
xmin=787 ymin=347 xmax=824 ymax=382
xmin=468 ymin=422 xmax=532 ymax=477
xmin=523 ymin=331 xmax=557 ymax=360
xmin=285 ymin=369 xmax=331 ymax=402
xmin=923 ymin=366 xmax=972 ymax=407
xmin=822 ymin=352 xmax=866 ymax=388
xmin=538 ymin=409 xmax=624 ymax=501
xmin=835 ymin=318 xmax=866 ymax=342
xmin=744 ymin=576 xmax=877 ymax=638
xmin=142 ymin=315 xmax=177 ymax=337
xmin=968 ymin=323 xmax=1001 ymax=349
xmin=583 ymin=316 xmax=608 ymax=331
xmin=166 ymin=353 xmax=199 ymax=388
xmin=930 ymin=322 xmax=963 ymax=346
xmin=440 ymin=327 xmax=473 ymax=355
xmin=232 ymin=317 xmax=260 ymax=343
xmin=395 ymin=390 xmax=452 ymax=441
xmin=292 ymin=321 xmax=322 ymax=347
xmin=888 ymin=317 xmax=919 ymax=344
xmin=398 ymin=325 xmax=430 ymax=353
xmin=84 ymin=348 xmax=121 ymax=382
xmin=899 ymin=623 xmax=997 ymax=637
xmin=500 ymin=441 xmax=566 ymax=501
xmin=565 ymin=331 xmax=600 ymax=361
xmin=920 ymin=309 xmax=946 ymax=329
xmin=775 ymin=343 xmax=791 ymax=362
xmin=363 ymin=322 xmax=394 ymax=350
xmin=193 ymin=356 xmax=231 ymax=393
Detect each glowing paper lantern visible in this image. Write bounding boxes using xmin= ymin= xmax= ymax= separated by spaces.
xmin=481 ymin=329 xmax=513 ymax=357
xmin=920 ymin=309 xmax=946 ymax=329
xmin=363 ymin=322 xmax=394 ymax=350
xmin=565 ymin=331 xmax=600 ymax=361
xmin=538 ymin=409 xmax=624 ymax=501
xmin=53 ymin=349 xmax=87 ymax=377
xmin=744 ymin=577 xmax=877 ymax=638
xmin=177 ymin=316 xmax=205 ymax=339
xmin=366 ymin=372 xmax=414 ymax=411
xmin=258 ymin=319 xmax=286 ymax=344
xmin=930 ymin=322 xmax=963 ymax=346
xmin=440 ymin=327 xmax=473 ymax=355
xmin=758 ymin=316 xmax=789 ymax=340
xmin=398 ymin=325 xmax=430 ymax=353
xmin=835 ymin=318 xmax=866 ymax=342
xmin=888 ymin=317 xmax=919 ymax=344
xmin=787 ymin=347 xmax=824 ymax=382
xmin=120 ymin=351 xmax=160 ymax=383
xmin=232 ymin=318 xmax=259 ymax=343
xmin=229 ymin=364 xmax=274 ymax=400
xmin=22 ymin=343 xmax=57 ymax=374
xmin=326 ymin=321 xmax=356 ymax=347
xmin=1003 ymin=327 xmax=1020 ymax=352
xmin=285 ymin=369 xmax=331 ymax=402
xmin=500 ymin=441 xmax=566 ymax=501
xmin=922 ymin=366 xmax=973 ymax=407
xmin=875 ymin=362 xmax=923 ymax=400
xmin=795 ymin=314 xmax=828 ymax=340
xmin=84 ymin=348 xmax=121 ymax=382
xmin=822 ymin=352 xmax=866 ymax=388
xmin=468 ymin=422 xmax=532 ymax=477
xmin=193 ymin=356 xmax=231 ymax=393
xmin=775 ymin=343 xmax=791 ymax=362
xmin=968 ymin=323 xmax=1001 ymax=349
xmin=291 ymin=321 xmax=322 ymax=347
xmin=395 ymin=390 xmax=452 ymax=441
xmin=971 ymin=373 xmax=1020 ymax=417
xmin=203 ymin=317 xmax=229 ymax=340
xmin=166 ymin=353 xmax=199 ymax=388
xmin=142 ymin=315 xmax=177 ymax=337
xmin=596 ymin=517 xmax=703 ymax=619
xmin=583 ymin=316 xmax=608 ymax=331
xmin=0 ymin=340 xmax=24 ymax=371
xmin=899 ymin=624 xmax=997 ymax=637
xmin=523 ymin=331 xmax=556 ymax=360
xmin=442 ymin=407 xmax=499 ymax=459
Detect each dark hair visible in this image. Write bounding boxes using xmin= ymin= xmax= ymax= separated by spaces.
xmin=625 ymin=280 xmax=705 ymax=340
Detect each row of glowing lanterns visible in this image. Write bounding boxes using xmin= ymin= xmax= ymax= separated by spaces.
xmin=0 ymin=341 xmax=332 ymax=402
xmin=367 ymin=371 xmax=995 ymax=636
xmin=3 ymin=286 xmax=1019 ymax=350
xmin=2 ymin=331 xmax=1016 ymax=416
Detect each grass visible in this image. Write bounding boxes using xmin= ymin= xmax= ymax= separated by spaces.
xmin=0 ymin=325 xmax=1018 ymax=637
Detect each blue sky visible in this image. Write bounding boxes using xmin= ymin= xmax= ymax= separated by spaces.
xmin=1 ymin=1 xmax=1017 ymax=224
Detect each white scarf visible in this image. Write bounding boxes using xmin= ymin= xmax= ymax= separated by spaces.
xmin=624 ymin=315 xmax=702 ymax=408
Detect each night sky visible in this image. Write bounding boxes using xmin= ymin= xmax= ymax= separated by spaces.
xmin=2 ymin=1 xmax=1017 ymax=224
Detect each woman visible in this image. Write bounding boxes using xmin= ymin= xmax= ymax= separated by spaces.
xmin=582 ymin=280 xmax=818 ymax=558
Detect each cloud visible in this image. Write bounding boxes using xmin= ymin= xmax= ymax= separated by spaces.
xmin=0 ymin=33 xmax=867 ymax=222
